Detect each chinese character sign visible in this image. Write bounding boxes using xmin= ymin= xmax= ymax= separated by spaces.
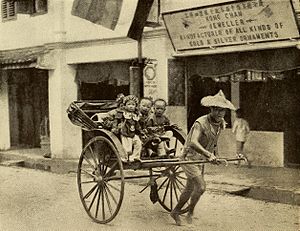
xmin=162 ymin=0 xmax=300 ymax=51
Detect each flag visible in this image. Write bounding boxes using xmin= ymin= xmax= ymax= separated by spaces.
xmin=71 ymin=0 xmax=154 ymax=40
xmin=127 ymin=0 xmax=154 ymax=40
xmin=71 ymin=0 xmax=123 ymax=30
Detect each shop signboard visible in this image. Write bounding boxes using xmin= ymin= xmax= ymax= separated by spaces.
xmin=162 ymin=0 xmax=300 ymax=51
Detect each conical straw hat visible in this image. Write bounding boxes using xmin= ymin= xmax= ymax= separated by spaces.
xmin=201 ymin=90 xmax=236 ymax=111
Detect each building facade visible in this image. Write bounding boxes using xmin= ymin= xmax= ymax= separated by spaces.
xmin=0 ymin=0 xmax=299 ymax=168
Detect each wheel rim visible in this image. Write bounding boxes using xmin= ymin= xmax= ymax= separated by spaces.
xmin=77 ymin=136 xmax=125 ymax=224
xmin=153 ymin=127 xmax=189 ymax=213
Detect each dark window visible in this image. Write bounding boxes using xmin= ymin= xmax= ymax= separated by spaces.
xmin=17 ymin=0 xmax=47 ymax=15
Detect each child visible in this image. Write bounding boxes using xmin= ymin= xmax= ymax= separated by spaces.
xmin=232 ymin=108 xmax=251 ymax=167
xmin=139 ymin=97 xmax=153 ymax=130
xmin=146 ymin=98 xmax=173 ymax=157
xmin=137 ymin=97 xmax=158 ymax=158
xmin=111 ymin=95 xmax=142 ymax=162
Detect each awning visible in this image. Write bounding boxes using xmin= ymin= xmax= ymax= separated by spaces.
xmin=186 ymin=47 xmax=300 ymax=77
xmin=0 ymin=47 xmax=55 ymax=70
xmin=76 ymin=61 xmax=130 ymax=85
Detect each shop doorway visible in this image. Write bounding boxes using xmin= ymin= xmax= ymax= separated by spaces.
xmin=187 ymin=75 xmax=231 ymax=130
xmin=239 ymin=70 xmax=300 ymax=167
xmin=8 ymin=69 xmax=49 ymax=148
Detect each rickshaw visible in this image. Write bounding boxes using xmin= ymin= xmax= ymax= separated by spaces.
xmin=67 ymin=100 xmax=244 ymax=224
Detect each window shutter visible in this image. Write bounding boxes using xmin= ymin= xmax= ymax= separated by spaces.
xmin=7 ymin=0 xmax=15 ymax=16
xmin=1 ymin=1 xmax=8 ymax=18
xmin=17 ymin=0 xmax=34 ymax=14
xmin=1 ymin=0 xmax=16 ymax=19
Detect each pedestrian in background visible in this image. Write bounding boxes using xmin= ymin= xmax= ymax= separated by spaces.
xmin=232 ymin=108 xmax=251 ymax=167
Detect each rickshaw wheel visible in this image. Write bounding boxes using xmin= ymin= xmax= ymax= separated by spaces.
xmin=155 ymin=166 xmax=189 ymax=214
xmin=77 ymin=136 xmax=125 ymax=224
xmin=153 ymin=127 xmax=189 ymax=214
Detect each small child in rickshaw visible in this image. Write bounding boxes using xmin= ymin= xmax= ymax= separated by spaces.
xmin=146 ymin=98 xmax=173 ymax=158
xmin=111 ymin=95 xmax=142 ymax=162
xmin=137 ymin=97 xmax=158 ymax=158
xmin=138 ymin=97 xmax=153 ymax=130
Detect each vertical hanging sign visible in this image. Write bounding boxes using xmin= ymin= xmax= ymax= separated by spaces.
xmin=143 ymin=63 xmax=158 ymax=98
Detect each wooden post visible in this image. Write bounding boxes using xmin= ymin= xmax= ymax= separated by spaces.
xmin=129 ymin=36 xmax=144 ymax=98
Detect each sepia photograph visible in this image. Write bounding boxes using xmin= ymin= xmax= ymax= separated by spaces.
xmin=0 ymin=0 xmax=299 ymax=230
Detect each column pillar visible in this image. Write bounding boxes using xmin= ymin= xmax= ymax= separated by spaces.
xmin=48 ymin=49 xmax=82 ymax=159
xmin=231 ymin=82 xmax=240 ymax=122
xmin=0 ymin=71 xmax=10 ymax=149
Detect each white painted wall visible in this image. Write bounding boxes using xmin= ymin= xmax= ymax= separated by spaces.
xmin=0 ymin=0 xmax=58 ymax=50
xmin=48 ymin=49 xmax=81 ymax=159
xmin=218 ymin=129 xmax=284 ymax=167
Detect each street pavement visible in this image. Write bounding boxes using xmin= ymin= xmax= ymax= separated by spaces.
xmin=0 ymin=148 xmax=300 ymax=206
xmin=0 ymin=166 xmax=298 ymax=231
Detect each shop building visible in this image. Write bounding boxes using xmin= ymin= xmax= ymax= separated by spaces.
xmin=0 ymin=0 xmax=299 ymax=168
xmin=162 ymin=0 xmax=300 ymax=168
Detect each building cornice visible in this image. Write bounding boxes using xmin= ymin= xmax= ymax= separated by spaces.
xmin=0 ymin=28 xmax=168 ymax=54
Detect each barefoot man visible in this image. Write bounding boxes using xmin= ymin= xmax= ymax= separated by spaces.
xmin=170 ymin=90 xmax=236 ymax=226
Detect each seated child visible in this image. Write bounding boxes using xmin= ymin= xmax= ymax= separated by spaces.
xmin=111 ymin=95 xmax=142 ymax=162
xmin=139 ymin=97 xmax=153 ymax=130
xmin=146 ymin=98 xmax=173 ymax=157
xmin=137 ymin=97 xmax=156 ymax=157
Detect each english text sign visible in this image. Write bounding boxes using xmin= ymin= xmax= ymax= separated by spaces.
xmin=162 ymin=0 xmax=300 ymax=51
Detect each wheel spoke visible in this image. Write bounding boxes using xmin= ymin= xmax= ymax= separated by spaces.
xmin=173 ymin=166 xmax=180 ymax=172
xmin=173 ymin=180 xmax=180 ymax=202
xmin=95 ymin=185 xmax=102 ymax=219
xmin=157 ymin=177 xmax=169 ymax=191
xmin=81 ymin=180 xmax=96 ymax=184
xmin=83 ymin=184 xmax=98 ymax=200
xmin=170 ymin=180 xmax=173 ymax=210
xmin=175 ymin=176 xmax=185 ymax=188
xmin=101 ymin=163 xmax=108 ymax=176
xmin=88 ymin=145 xmax=98 ymax=166
xmin=104 ymin=162 xmax=118 ymax=178
xmin=173 ymin=178 xmax=189 ymax=210
xmin=104 ymin=184 xmax=118 ymax=205
xmin=83 ymin=154 xmax=96 ymax=169
xmin=162 ymin=180 xmax=171 ymax=203
xmin=103 ymin=186 xmax=113 ymax=216
xmin=88 ymin=187 xmax=99 ymax=211
xmin=106 ymin=182 xmax=121 ymax=193
xmin=173 ymin=178 xmax=184 ymax=194
xmin=102 ymin=185 xmax=105 ymax=220
xmin=176 ymin=174 xmax=187 ymax=180
xmin=80 ymin=168 xmax=96 ymax=178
